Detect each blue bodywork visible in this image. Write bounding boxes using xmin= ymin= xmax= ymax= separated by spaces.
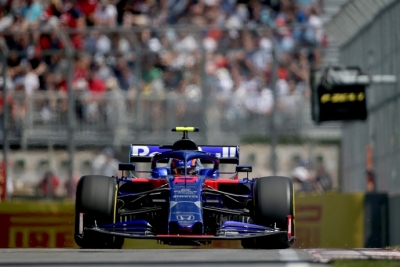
xmin=81 ymin=135 xmax=294 ymax=247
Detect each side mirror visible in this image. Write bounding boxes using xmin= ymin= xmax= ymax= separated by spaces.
xmin=236 ymin=165 xmax=252 ymax=173
xmin=119 ymin=163 xmax=136 ymax=171
xmin=236 ymin=165 xmax=252 ymax=179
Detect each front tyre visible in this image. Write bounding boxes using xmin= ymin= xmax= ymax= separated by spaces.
xmin=74 ymin=175 xmax=124 ymax=248
xmin=242 ymin=176 xmax=294 ymax=249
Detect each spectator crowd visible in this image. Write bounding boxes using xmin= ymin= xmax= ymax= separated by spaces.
xmin=0 ymin=0 xmax=331 ymax=200
xmin=0 ymin=0 xmax=327 ymax=132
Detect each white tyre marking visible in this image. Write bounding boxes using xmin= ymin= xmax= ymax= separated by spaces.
xmin=79 ymin=213 xmax=83 ymax=234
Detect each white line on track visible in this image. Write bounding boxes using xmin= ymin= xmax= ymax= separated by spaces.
xmin=279 ymin=249 xmax=311 ymax=267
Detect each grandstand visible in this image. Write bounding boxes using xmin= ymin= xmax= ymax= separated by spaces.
xmin=0 ymin=0 xmax=351 ymax=148
xmin=0 ymin=0 xmax=350 ymax=198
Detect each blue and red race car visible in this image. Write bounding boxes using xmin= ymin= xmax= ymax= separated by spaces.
xmin=74 ymin=127 xmax=295 ymax=249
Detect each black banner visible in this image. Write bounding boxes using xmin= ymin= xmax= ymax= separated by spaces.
xmin=311 ymin=68 xmax=368 ymax=123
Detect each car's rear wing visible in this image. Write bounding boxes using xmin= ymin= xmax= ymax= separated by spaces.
xmin=129 ymin=145 xmax=239 ymax=164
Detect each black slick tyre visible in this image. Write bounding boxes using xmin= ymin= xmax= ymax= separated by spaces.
xmin=74 ymin=175 xmax=124 ymax=249
xmin=242 ymin=176 xmax=294 ymax=249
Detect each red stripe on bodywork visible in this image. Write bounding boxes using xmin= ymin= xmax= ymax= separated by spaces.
xmin=130 ymin=177 xmax=240 ymax=190
xmin=131 ymin=178 xmax=152 ymax=182
xmin=130 ymin=178 xmax=167 ymax=189
xmin=204 ymin=179 xmax=239 ymax=190
xmin=157 ymin=234 xmax=215 ymax=238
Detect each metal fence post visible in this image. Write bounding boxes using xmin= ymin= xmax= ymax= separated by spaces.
xmin=57 ymin=30 xmax=75 ymax=199
xmin=199 ymin=28 xmax=208 ymax=144
xmin=270 ymin=48 xmax=278 ymax=175
xmin=0 ymin=38 xmax=9 ymax=201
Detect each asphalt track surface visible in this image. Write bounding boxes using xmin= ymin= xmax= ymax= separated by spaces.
xmin=0 ymin=249 xmax=330 ymax=267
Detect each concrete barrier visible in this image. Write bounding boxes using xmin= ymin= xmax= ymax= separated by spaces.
xmin=0 ymin=193 xmax=367 ymax=248
xmin=0 ymin=202 xmax=76 ymax=248
xmin=389 ymin=193 xmax=400 ymax=246
xmin=292 ymin=192 xmax=365 ymax=248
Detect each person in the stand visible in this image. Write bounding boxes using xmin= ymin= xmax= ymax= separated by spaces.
xmin=171 ymin=158 xmax=197 ymax=175
xmin=99 ymin=147 xmax=119 ymax=177
xmin=291 ymin=158 xmax=314 ymax=193
xmin=37 ymin=170 xmax=60 ymax=198
xmin=314 ymin=156 xmax=333 ymax=193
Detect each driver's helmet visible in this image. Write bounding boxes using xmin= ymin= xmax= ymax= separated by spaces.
xmin=171 ymin=159 xmax=197 ymax=175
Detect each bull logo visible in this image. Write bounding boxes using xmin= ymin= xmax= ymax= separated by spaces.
xmin=177 ymin=215 xmax=195 ymax=221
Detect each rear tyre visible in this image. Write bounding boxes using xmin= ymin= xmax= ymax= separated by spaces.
xmin=242 ymin=176 xmax=294 ymax=249
xmin=74 ymin=175 xmax=124 ymax=249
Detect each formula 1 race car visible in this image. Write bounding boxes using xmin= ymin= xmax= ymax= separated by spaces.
xmin=74 ymin=127 xmax=295 ymax=249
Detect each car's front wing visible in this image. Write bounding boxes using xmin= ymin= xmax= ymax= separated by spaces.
xmin=81 ymin=219 xmax=294 ymax=244
xmin=84 ymin=226 xmax=289 ymax=240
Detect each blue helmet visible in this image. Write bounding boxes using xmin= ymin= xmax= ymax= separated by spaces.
xmin=171 ymin=159 xmax=197 ymax=175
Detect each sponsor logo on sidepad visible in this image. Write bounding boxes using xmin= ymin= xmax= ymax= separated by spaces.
xmin=176 ymin=188 xmax=196 ymax=194
xmin=174 ymin=188 xmax=197 ymax=198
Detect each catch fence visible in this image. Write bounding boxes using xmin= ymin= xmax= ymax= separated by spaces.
xmin=1 ymin=26 xmax=319 ymax=147
xmin=0 ymin=25 xmax=337 ymax=198
xmin=335 ymin=0 xmax=400 ymax=193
